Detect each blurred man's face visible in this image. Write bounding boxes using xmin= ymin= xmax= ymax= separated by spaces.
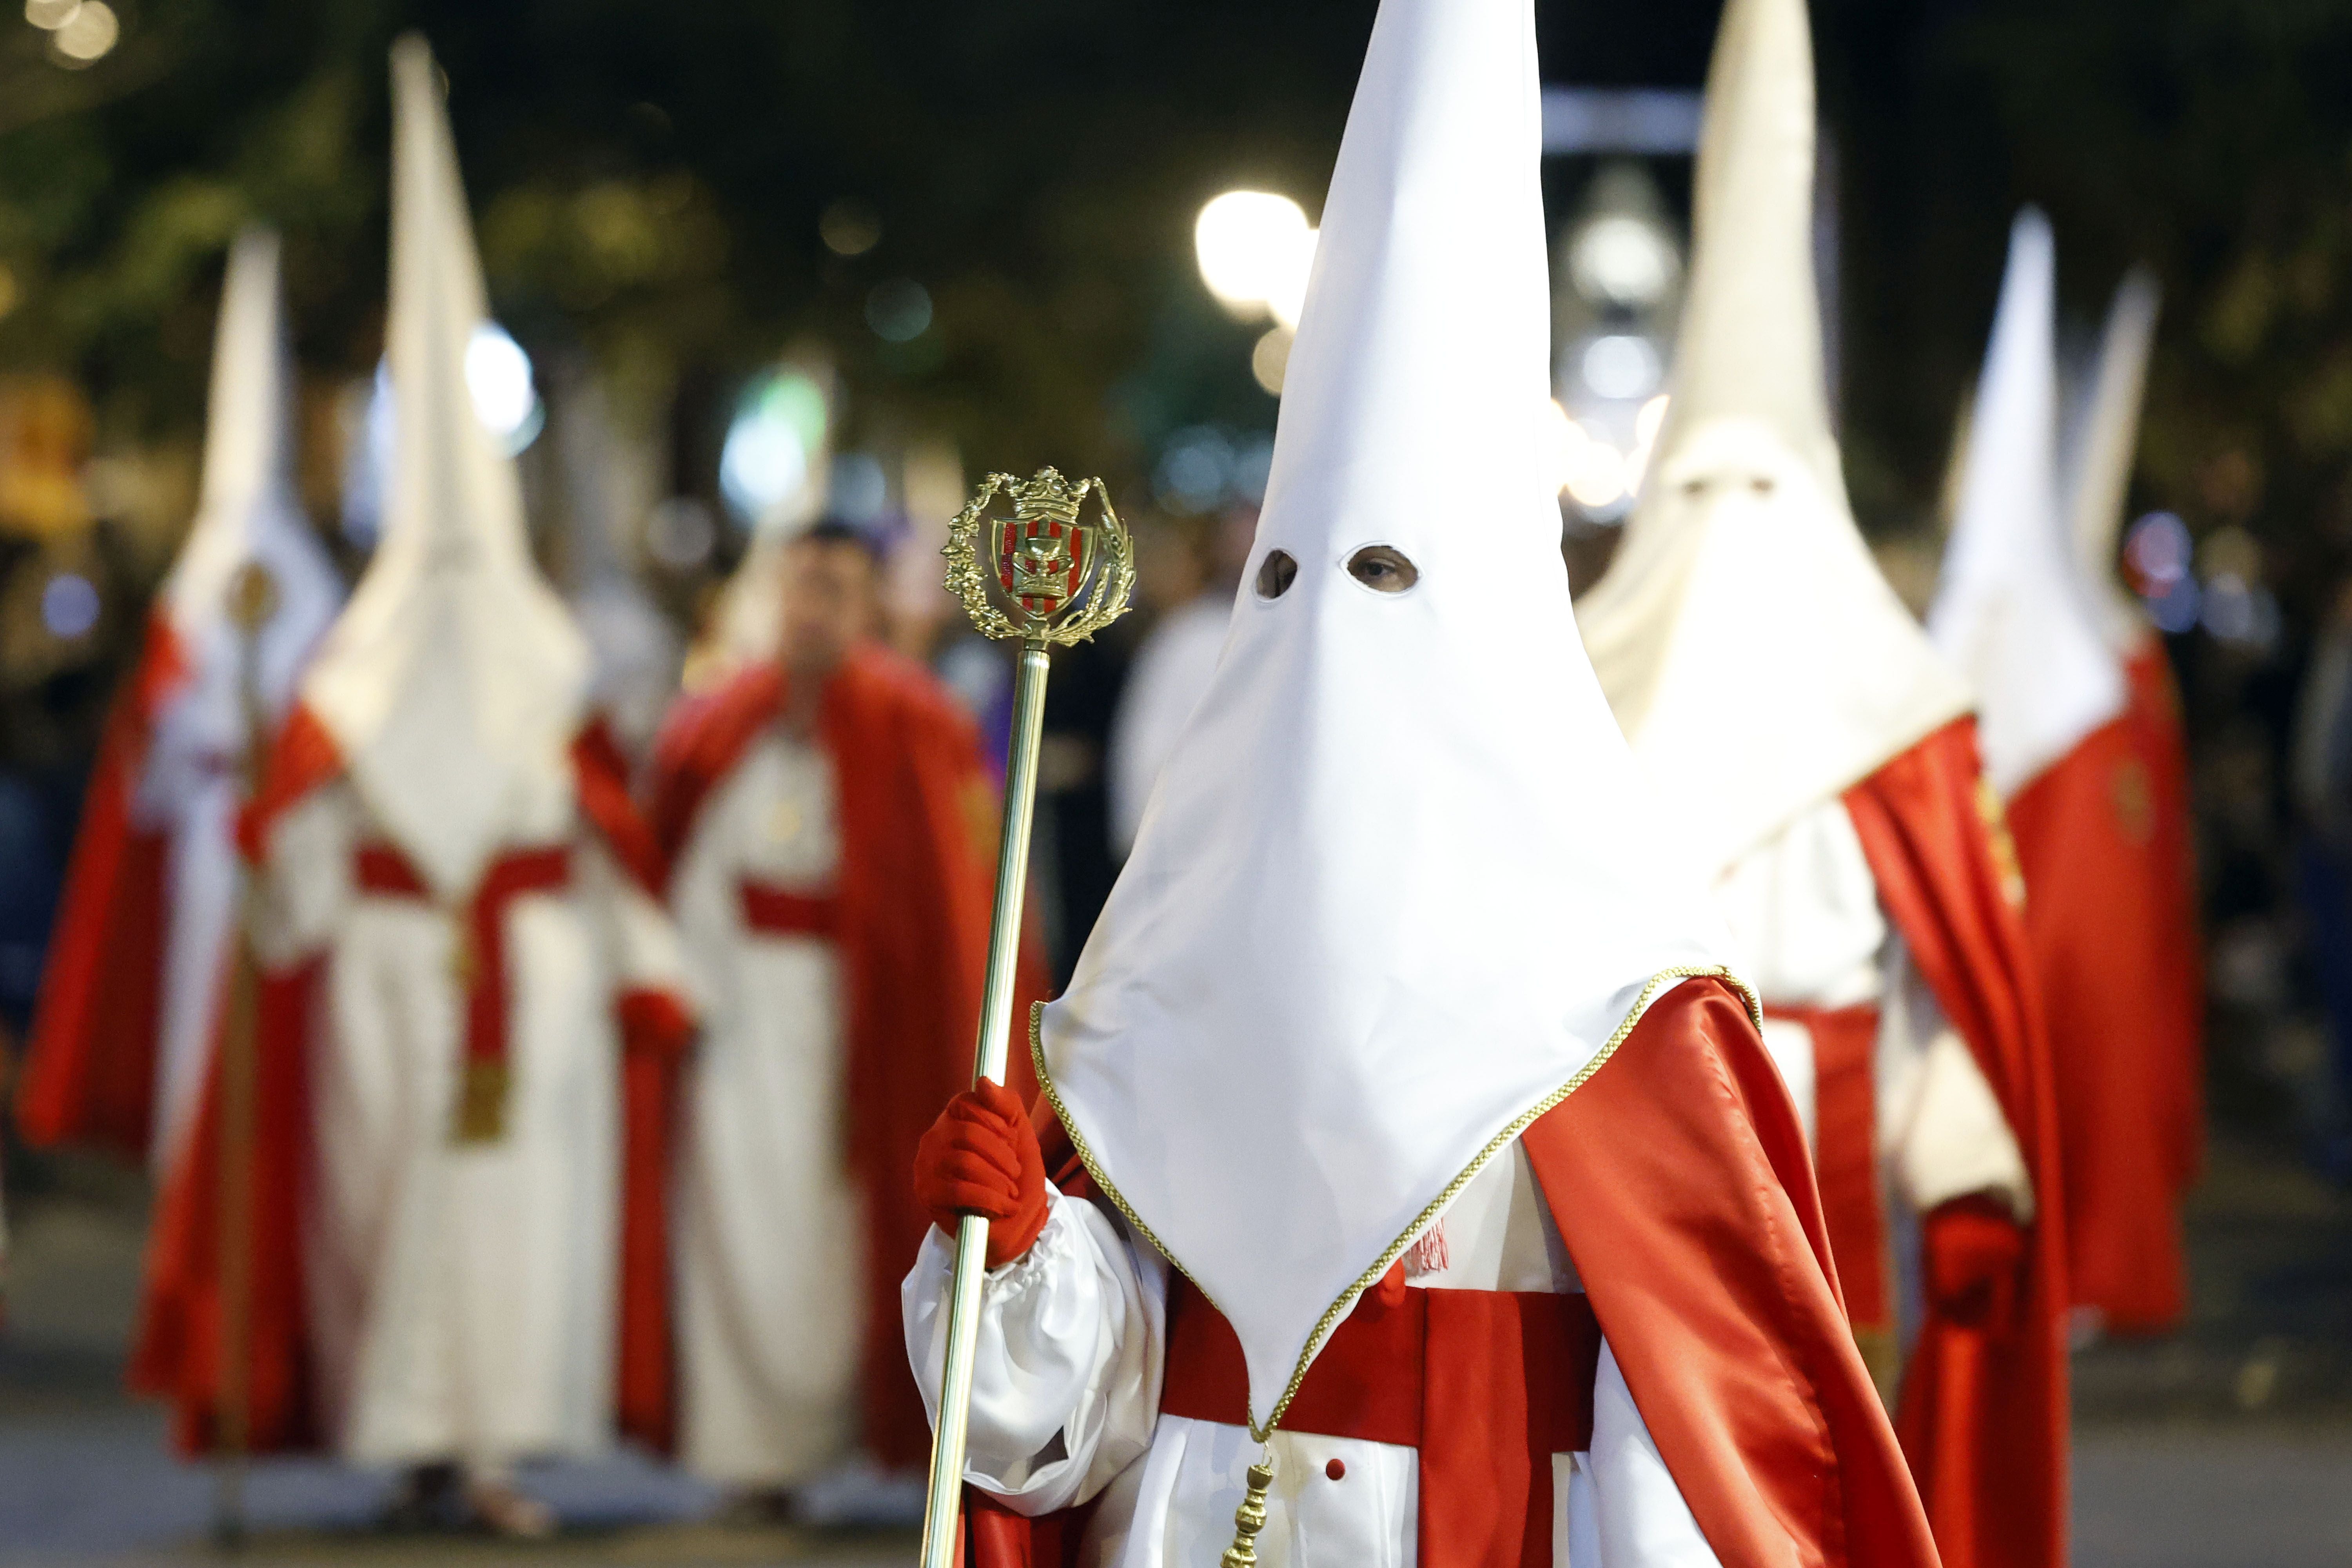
xmin=780 ymin=538 xmax=878 ymax=676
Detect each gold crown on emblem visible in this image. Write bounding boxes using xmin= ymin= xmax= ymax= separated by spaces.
xmin=1006 ymin=467 xmax=1085 ymax=528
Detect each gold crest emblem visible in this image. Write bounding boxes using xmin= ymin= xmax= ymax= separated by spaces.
xmin=943 ymin=467 xmax=1135 ymax=645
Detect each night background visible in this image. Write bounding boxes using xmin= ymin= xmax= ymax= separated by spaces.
xmin=2 ymin=1 xmax=2350 ymax=1562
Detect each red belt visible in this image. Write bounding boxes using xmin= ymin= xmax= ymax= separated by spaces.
xmin=1163 ymin=1270 xmax=1599 ymax=1451
xmin=739 ymin=878 xmax=840 ymax=938
xmin=355 ymin=842 xmax=572 ymax=1143
xmin=1762 ymin=1001 xmax=1890 ymax=1338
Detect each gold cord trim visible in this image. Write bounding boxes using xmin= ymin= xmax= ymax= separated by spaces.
xmin=1029 ymin=965 xmax=1758 ymax=1441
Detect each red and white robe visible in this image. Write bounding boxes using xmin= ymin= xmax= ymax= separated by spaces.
xmin=2008 ymin=631 xmax=2200 ymax=1335
xmin=1700 ymin=717 xmax=2069 ymax=1568
xmin=129 ymin=709 xmax=694 ymax=1465
xmin=905 ymin=978 xmax=1940 ymax=1568
xmin=648 ymin=645 xmax=1043 ymax=1482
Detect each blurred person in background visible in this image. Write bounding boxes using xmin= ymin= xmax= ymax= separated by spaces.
xmin=127 ymin=40 xmax=696 ymax=1536
xmin=1105 ymin=510 xmax=1239 ymax=863
xmin=15 ymin=230 xmax=341 ymax=1183
xmin=2292 ymin=579 xmax=2352 ymax=1178
xmin=2064 ymin=269 xmax=2208 ymax=1231
xmin=1933 ymin=213 xmax=2192 ymax=1337
xmin=646 ymin=515 xmax=1040 ymax=1521
xmin=1575 ymin=4 xmax=2066 ymax=1563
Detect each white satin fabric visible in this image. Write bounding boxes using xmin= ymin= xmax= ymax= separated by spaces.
xmin=904 ymin=1144 xmax=1722 ymax=1567
xmin=1039 ymin=0 xmax=1728 ymax=1431
xmin=667 ymin=730 xmax=865 ymax=1484
xmin=251 ymin=779 xmax=685 ymax=1467
xmin=301 ymin=39 xmax=592 ymax=903
xmin=2062 ymin=269 xmax=2161 ymax=657
xmin=1929 ymin=212 xmax=2125 ymax=800
xmin=136 ymin=227 xmax=341 ymax=1172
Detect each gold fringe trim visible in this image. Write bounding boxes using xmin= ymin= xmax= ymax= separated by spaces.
xmin=1030 ymin=965 xmax=1757 ymax=1441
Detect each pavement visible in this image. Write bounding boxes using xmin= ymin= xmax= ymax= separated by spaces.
xmin=2 ymin=1140 xmax=2347 ymax=1566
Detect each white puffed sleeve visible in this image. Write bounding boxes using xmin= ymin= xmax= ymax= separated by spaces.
xmin=1875 ymin=941 xmax=2034 ymax=1220
xmin=574 ymin=835 xmax=697 ymax=1005
xmin=902 ymin=1188 xmax=1167 ymax=1514
xmin=246 ymin=782 xmax=358 ymax=967
xmin=1584 ymin=1340 xmax=1724 ymax=1568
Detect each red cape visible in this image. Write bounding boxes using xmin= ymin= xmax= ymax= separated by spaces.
xmin=2121 ymin=634 xmax=2204 ymax=1192
xmin=960 ymin=978 xmax=1938 ymax=1568
xmin=131 ymin=702 xmax=690 ymax=1456
xmin=2007 ymin=711 xmax=2190 ymax=1333
xmin=1845 ymin=715 xmax=2071 ymax=1568
xmin=15 ymin=617 xmax=190 ymax=1161
xmin=647 ymin=644 xmax=1045 ymax=1469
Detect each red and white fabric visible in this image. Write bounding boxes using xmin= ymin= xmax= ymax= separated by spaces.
xmin=1934 ymin=212 xmax=2192 ymax=1336
xmin=125 ymin=37 xmax=695 ymax=1466
xmin=648 ymin=646 xmax=1040 ymax=1484
xmin=904 ymin=0 xmax=1942 ymax=1561
xmin=1578 ymin=6 xmax=2070 ymax=1563
xmin=17 ymin=228 xmax=340 ymax=1172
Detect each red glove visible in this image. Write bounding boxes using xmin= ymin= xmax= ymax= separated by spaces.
xmin=1923 ymin=1193 xmax=2027 ymax=1329
xmin=913 ymin=1079 xmax=1050 ymax=1269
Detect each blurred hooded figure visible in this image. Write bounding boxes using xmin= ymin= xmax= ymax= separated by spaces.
xmin=644 ymin=515 xmax=1041 ymax=1514
xmin=903 ymin=0 xmax=1940 ymax=1563
xmin=1575 ymin=4 xmax=2069 ymax=1564
xmin=127 ymin=38 xmax=696 ymax=1535
xmin=18 ymin=230 xmax=341 ymax=1178
xmin=2062 ymin=271 xmax=2206 ymax=1218
xmin=1933 ymin=213 xmax=2191 ymax=1337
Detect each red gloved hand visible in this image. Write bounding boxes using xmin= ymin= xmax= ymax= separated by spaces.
xmin=913 ymin=1079 xmax=1050 ymax=1269
xmin=1923 ymin=1193 xmax=2027 ymax=1329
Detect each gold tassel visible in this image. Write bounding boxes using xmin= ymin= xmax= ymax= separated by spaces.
xmin=1220 ymin=1451 xmax=1274 ymax=1568
xmin=452 ymin=1057 xmax=509 ymax=1144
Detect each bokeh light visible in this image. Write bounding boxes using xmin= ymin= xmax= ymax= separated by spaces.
xmin=48 ymin=1 xmax=118 ymax=66
xmin=819 ymin=199 xmax=882 ymax=257
xmin=1579 ymin=333 xmax=1662 ymax=401
xmin=464 ymin=323 xmax=541 ymax=453
xmin=39 ymin=572 xmax=98 ymax=639
xmin=1568 ymin=212 xmax=1680 ymax=310
xmin=1195 ymin=191 xmax=1316 ymax=329
xmin=865 ymin=278 xmax=933 ymax=341
xmin=719 ymin=368 xmax=829 ymax=526
xmin=1251 ymin=326 xmax=1293 ymax=396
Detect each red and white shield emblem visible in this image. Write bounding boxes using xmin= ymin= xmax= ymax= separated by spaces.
xmin=995 ymin=514 xmax=1094 ymax=619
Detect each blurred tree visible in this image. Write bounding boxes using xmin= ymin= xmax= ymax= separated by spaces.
xmin=1 ymin=0 xmax=2351 ymax=588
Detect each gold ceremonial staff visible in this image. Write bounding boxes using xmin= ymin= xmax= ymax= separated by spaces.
xmin=917 ymin=468 xmax=1135 ymax=1568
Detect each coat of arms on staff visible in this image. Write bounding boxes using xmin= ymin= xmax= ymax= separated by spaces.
xmin=944 ymin=466 xmax=1135 ymax=644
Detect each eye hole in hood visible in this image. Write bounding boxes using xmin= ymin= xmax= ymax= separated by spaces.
xmin=1346 ymin=544 xmax=1419 ymax=594
xmin=1256 ymin=549 xmax=1299 ymax=599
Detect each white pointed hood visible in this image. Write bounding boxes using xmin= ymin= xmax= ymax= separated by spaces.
xmin=155 ymin=228 xmax=342 ymax=751
xmin=2065 ymin=268 xmax=2160 ymax=655
xmin=1574 ymin=0 xmax=1971 ymax=879
xmin=1037 ymin=0 xmax=1732 ymax=1431
xmin=141 ymin=227 xmax=342 ymax=1174
xmin=299 ymin=35 xmax=592 ymax=898
xmin=1928 ymin=211 xmax=2124 ymax=799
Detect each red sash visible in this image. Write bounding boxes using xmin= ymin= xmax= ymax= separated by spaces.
xmin=738 ymin=878 xmax=841 ymax=938
xmin=353 ymin=841 xmax=572 ymax=1142
xmin=1761 ymin=1002 xmax=1891 ymax=1358
xmin=1162 ymin=1272 xmax=1601 ymax=1566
